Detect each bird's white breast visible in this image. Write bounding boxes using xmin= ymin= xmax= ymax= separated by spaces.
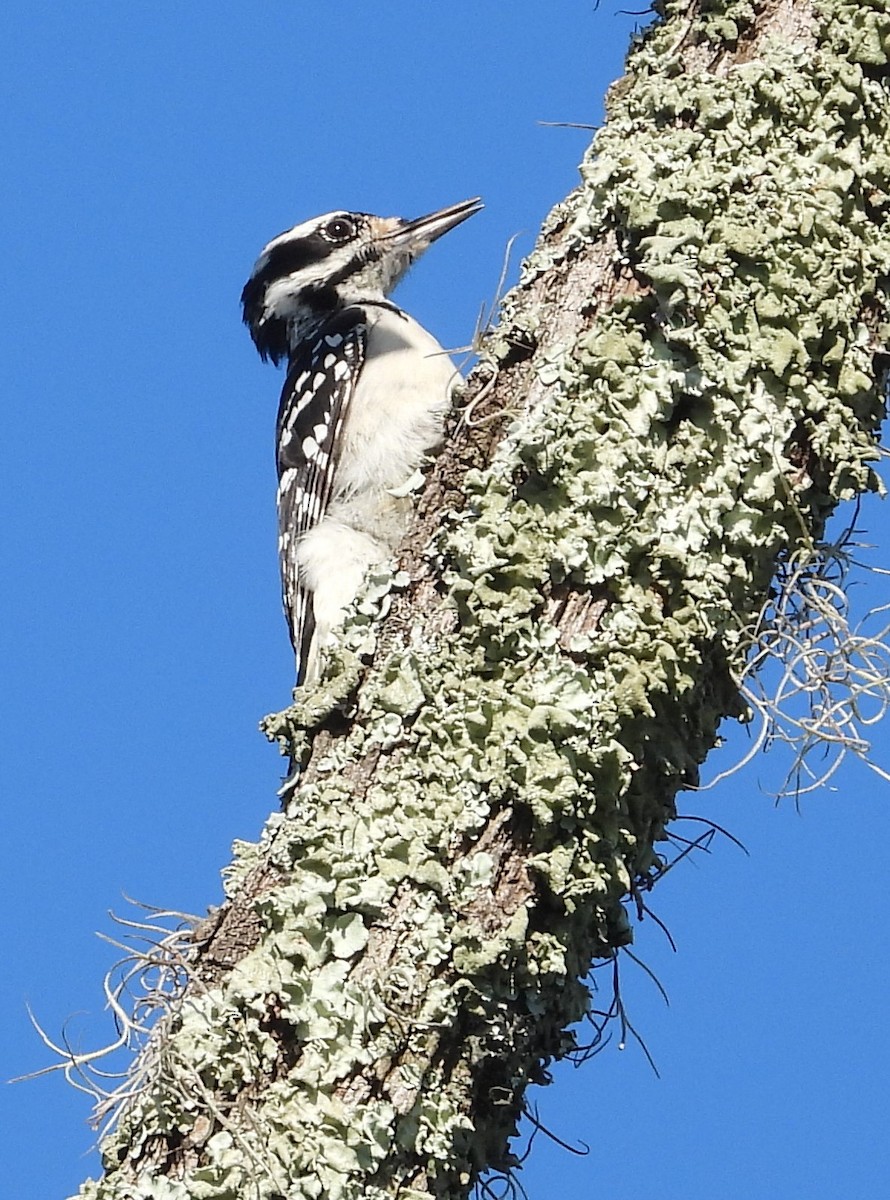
xmin=334 ymin=306 xmax=457 ymax=498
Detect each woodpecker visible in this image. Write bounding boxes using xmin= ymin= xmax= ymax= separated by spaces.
xmin=242 ymin=197 xmax=482 ymax=686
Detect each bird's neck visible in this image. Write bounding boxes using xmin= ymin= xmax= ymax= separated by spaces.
xmin=285 ymin=292 xmax=403 ymax=358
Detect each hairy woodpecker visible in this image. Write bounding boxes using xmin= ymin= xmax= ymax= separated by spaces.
xmin=242 ymin=197 xmax=482 ymax=686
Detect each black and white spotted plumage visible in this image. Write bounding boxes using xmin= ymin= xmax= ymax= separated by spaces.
xmin=276 ymin=309 xmax=366 ymax=682
xmin=241 ymin=198 xmax=482 ymax=690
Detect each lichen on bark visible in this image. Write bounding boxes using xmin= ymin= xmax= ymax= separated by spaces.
xmin=73 ymin=1 xmax=890 ymax=1198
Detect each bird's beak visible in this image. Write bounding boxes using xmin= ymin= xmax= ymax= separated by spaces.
xmin=382 ymin=197 xmax=483 ymax=251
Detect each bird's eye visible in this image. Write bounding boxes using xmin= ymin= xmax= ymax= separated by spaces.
xmin=322 ymin=216 xmax=356 ymax=243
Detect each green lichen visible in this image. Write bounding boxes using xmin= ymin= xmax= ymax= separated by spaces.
xmin=74 ymin=2 xmax=890 ymax=1198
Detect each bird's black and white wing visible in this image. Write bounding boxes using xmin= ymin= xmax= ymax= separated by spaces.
xmin=276 ymin=308 xmax=367 ymax=683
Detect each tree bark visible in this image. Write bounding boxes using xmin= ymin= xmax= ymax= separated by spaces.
xmin=75 ymin=1 xmax=890 ymax=1197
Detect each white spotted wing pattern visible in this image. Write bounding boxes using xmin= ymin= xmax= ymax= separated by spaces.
xmin=276 ymin=308 xmax=367 ymax=682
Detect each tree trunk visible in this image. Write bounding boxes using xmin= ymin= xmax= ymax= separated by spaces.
xmin=74 ymin=1 xmax=890 ymax=1197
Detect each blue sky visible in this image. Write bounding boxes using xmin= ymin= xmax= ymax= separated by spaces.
xmin=1 ymin=5 xmax=888 ymax=1198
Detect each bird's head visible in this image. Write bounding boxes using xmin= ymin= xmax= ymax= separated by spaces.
xmin=241 ymin=197 xmax=483 ymax=366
